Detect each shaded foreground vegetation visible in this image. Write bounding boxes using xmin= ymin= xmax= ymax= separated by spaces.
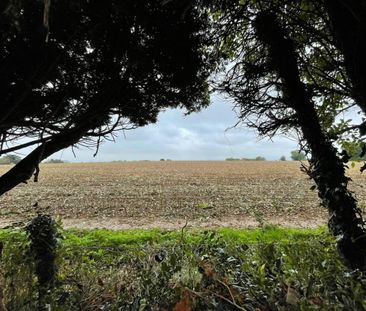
xmin=0 ymin=225 xmax=365 ymax=310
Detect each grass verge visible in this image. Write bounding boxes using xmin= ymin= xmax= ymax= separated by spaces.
xmin=0 ymin=225 xmax=365 ymax=310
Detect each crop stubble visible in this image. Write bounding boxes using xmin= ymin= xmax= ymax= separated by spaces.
xmin=0 ymin=161 xmax=365 ymax=228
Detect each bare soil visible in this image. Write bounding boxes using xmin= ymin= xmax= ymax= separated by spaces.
xmin=0 ymin=161 xmax=365 ymax=229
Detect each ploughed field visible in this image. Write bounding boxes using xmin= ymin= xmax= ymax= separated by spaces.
xmin=0 ymin=161 xmax=365 ymax=229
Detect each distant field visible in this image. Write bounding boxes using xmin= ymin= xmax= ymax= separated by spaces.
xmin=0 ymin=161 xmax=365 ymax=228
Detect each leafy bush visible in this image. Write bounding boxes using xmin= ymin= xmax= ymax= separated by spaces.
xmin=0 ymin=227 xmax=365 ymax=310
xmin=26 ymin=215 xmax=58 ymax=299
xmin=290 ymin=150 xmax=307 ymax=161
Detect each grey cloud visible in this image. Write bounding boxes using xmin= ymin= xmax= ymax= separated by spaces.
xmin=51 ymin=98 xmax=298 ymax=162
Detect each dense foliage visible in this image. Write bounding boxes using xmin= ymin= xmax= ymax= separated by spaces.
xmin=0 ymin=226 xmax=365 ymax=310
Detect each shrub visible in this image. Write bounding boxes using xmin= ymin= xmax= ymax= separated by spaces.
xmin=255 ymin=156 xmax=266 ymax=161
xmin=26 ymin=214 xmax=59 ymax=308
xmin=0 ymin=227 xmax=365 ymax=310
xmin=290 ymin=150 xmax=306 ymax=161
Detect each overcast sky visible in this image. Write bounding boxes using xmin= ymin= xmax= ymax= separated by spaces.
xmin=51 ymin=95 xmax=299 ymax=162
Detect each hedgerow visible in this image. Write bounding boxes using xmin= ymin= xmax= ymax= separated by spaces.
xmin=0 ymin=225 xmax=365 ymax=310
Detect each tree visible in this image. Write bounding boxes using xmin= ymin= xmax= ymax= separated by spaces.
xmin=279 ymin=156 xmax=286 ymax=161
xmin=0 ymin=0 xmax=214 ymax=195
xmin=0 ymin=154 xmax=22 ymax=165
xmin=215 ymin=1 xmax=366 ymax=269
xmin=255 ymin=156 xmax=265 ymax=161
xmin=339 ymin=141 xmax=366 ymax=162
xmin=290 ymin=150 xmax=306 ymax=161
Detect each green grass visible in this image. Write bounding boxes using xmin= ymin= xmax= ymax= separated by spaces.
xmin=0 ymin=225 xmax=329 ymax=248
xmin=67 ymin=225 xmax=328 ymax=245
xmin=218 ymin=225 xmax=327 ymax=243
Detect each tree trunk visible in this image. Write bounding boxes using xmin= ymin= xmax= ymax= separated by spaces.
xmin=254 ymin=11 xmax=366 ymax=269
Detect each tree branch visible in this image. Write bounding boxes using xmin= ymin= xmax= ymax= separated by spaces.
xmin=0 ymin=126 xmax=89 ymax=196
xmin=0 ymin=136 xmax=52 ymax=156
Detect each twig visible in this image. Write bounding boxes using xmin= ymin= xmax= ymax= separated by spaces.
xmin=43 ymin=0 xmax=51 ymax=42
xmin=33 ymin=144 xmax=45 ymax=182
xmin=71 ymin=145 xmax=76 ymax=158
xmin=208 ymin=290 xmax=248 ymax=311
xmin=93 ymin=135 xmax=101 ymax=157
xmin=34 ymin=164 xmax=40 ymax=182
xmin=217 ymin=278 xmax=237 ymax=305
xmin=181 ymin=219 xmax=188 ymax=242
xmin=0 ymin=136 xmax=51 ymax=155
xmin=184 ymin=287 xmax=204 ymax=298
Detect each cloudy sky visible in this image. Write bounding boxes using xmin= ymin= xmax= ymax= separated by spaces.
xmin=52 ymin=95 xmax=299 ymax=162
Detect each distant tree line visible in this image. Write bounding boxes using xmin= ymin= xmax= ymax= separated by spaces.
xmin=0 ymin=154 xmax=22 ymax=165
xmin=0 ymin=156 xmax=67 ymax=165
xmin=44 ymin=159 xmax=65 ymax=164
xmin=226 ymin=150 xmax=308 ymax=161
xmin=226 ymin=156 xmax=266 ymax=161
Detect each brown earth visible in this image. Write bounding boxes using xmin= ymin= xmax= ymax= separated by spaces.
xmin=0 ymin=161 xmax=365 ymax=229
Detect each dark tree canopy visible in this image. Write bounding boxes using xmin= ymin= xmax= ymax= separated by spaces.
xmin=0 ymin=0 xmax=214 ymax=194
xmin=325 ymin=0 xmax=366 ymax=114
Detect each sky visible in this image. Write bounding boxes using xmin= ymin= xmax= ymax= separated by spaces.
xmin=51 ymin=95 xmax=299 ymax=162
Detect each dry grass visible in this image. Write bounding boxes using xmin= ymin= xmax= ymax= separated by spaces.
xmin=0 ymin=161 xmax=365 ymax=228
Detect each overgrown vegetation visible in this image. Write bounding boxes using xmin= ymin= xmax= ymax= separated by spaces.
xmin=0 ymin=226 xmax=365 ymax=310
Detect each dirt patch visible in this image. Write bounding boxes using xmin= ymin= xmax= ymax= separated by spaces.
xmin=0 ymin=161 xmax=363 ymax=229
xmin=61 ymin=215 xmax=326 ymax=230
xmin=0 ymin=215 xmax=326 ymax=230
